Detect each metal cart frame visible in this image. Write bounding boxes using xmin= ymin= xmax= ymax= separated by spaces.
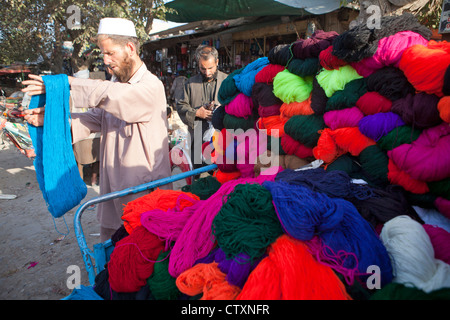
xmin=74 ymin=163 xmax=217 ymax=286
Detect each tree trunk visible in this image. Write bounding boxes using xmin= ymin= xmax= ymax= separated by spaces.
xmin=68 ymin=28 xmax=93 ymax=75
xmin=50 ymin=20 xmax=64 ymax=74
xmin=70 ymin=42 xmax=93 ymax=75
xmin=145 ymin=16 xmax=154 ymax=36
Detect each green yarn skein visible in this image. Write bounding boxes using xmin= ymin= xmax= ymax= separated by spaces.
xmin=212 ymin=183 xmax=283 ymax=262
xmin=182 ymin=176 xmax=222 ymax=200
xmin=273 ymin=69 xmax=313 ymax=104
xmin=287 ymin=58 xmax=320 ymax=77
xmin=284 ymin=114 xmax=325 ymax=148
xmin=358 ymin=144 xmax=389 ymax=187
xmin=370 ymin=282 xmax=450 ymax=300
xmin=223 ymin=113 xmax=257 ymax=131
xmin=428 ymin=177 xmax=450 ymax=200
xmin=326 ymin=78 xmax=368 ymax=112
xmin=316 ymin=65 xmax=363 ymax=98
xmin=218 ymin=68 xmax=244 ymax=106
xmin=147 ymin=249 xmax=181 ymax=300
xmin=377 ymin=125 xmax=421 ymax=151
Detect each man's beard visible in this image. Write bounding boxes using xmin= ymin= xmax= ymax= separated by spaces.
xmin=202 ymin=70 xmax=218 ymax=82
xmin=109 ymin=54 xmax=134 ymax=83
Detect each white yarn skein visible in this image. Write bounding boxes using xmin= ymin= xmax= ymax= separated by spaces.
xmin=380 ymin=215 xmax=450 ymax=293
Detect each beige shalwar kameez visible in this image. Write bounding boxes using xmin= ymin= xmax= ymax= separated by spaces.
xmin=69 ymin=63 xmax=171 ymax=233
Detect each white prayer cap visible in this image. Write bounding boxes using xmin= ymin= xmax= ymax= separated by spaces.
xmin=97 ymin=18 xmax=137 ymax=37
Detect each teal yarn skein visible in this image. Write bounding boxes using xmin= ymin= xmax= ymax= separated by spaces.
xmin=28 ymin=74 xmax=87 ymax=218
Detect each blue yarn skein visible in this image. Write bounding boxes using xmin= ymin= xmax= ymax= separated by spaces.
xmin=263 ymin=180 xmax=393 ymax=287
xmin=28 ymin=74 xmax=87 ymax=218
xmin=233 ymin=57 xmax=269 ymax=96
xmin=275 ymin=167 xmax=373 ymax=201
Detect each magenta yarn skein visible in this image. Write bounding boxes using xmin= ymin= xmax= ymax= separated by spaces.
xmin=323 ymin=107 xmax=364 ymax=130
xmin=225 ymin=93 xmax=254 ymax=119
xmin=423 ymin=224 xmax=450 ymax=265
xmin=351 ymin=31 xmax=429 ymax=77
xmin=387 ymin=123 xmax=450 ymax=182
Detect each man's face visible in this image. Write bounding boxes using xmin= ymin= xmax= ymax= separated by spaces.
xmin=99 ymin=38 xmax=134 ymax=83
xmin=199 ymin=57 xmax=218 ymax=82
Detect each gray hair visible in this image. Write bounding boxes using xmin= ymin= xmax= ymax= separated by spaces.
xmin=195 ymin=45 xmax=218 ymax=63
xmin=96 ymin=34 xmax=141 ymax=54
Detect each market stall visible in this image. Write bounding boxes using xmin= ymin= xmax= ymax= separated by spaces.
xmin=66 ymin=12 xmax=450 ymax=301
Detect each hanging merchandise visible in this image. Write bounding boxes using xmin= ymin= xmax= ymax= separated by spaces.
xmin=181 ymin=43 xmax=188 ymax=55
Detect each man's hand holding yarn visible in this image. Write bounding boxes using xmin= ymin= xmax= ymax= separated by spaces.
xmin=21 ymin=74 xmax=46 ymax=96
xmin=23 ymin=107 xmax=45 ymax=127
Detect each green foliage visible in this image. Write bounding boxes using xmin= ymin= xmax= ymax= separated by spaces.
xmin=0 ymin=0 xmax=176 ymax=72
xmin=415 ymin=0 xmax=443 ymax=29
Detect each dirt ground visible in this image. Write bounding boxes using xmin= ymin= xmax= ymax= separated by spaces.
xmin=0 ymin=111 xmax=189 ymax=300
xmin=0 ymin=140 xmax=102 ymax=300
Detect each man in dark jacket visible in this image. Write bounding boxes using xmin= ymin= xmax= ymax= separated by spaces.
xmin=176 ymin=45 xmax=227 ymax=170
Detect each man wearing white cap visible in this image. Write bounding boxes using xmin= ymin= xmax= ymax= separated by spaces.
xmin=22 ymin=18 xmax=171 ymax=241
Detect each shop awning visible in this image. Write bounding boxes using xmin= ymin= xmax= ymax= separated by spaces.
xmin=0 ymin=65 xmax=31 ymax=76
xmin=164 ymin=0 xmax=310 ymax=23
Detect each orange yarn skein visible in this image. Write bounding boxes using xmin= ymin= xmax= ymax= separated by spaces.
xmin=236 ymin=235 xmax=352 ymax=300
xmin=257 ymin=116 xmax=287 ymax=137
xmin=176 ymin=262 xmax=241 ymax=300
xmin=437 ymin=96 xmax=450 ymax=123
xmin=399 ymin=40 xmax=450 ymax=97
xmin=280 ymin=96 xmax=314 ymax=120
xmin=121 ymin=189 xmax=200 ymax=234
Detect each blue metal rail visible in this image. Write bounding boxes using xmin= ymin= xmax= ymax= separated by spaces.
xmin=74 ymin=164 xmax=217 ymax=286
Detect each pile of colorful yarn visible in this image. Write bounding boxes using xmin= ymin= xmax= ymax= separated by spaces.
xmin=85 ymin=168 xmax=450 ymax=300
xmin=69 ymin=13 xmax=450 ymax=300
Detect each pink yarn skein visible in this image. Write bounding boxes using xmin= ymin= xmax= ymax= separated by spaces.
xmin=225 ymin=93 xmax=254 ymax=118
xmin=351 ymin=31 xmax=429 ymax=77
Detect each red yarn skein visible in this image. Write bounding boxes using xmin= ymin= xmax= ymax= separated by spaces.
xmin=387 ymin=159 xmax=429 ymax=194
xmin=255 ymin=64 xmax=286 ymax=84
xmin=356 ymin=91 xmax=392 ymax=115
xmin=281 ymin=134 xmax=314 ymax=159
xmin=319 ymin=46 xmax=348 ymax=70
xmin=108 ymin=226 xmax=165 ymax=293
